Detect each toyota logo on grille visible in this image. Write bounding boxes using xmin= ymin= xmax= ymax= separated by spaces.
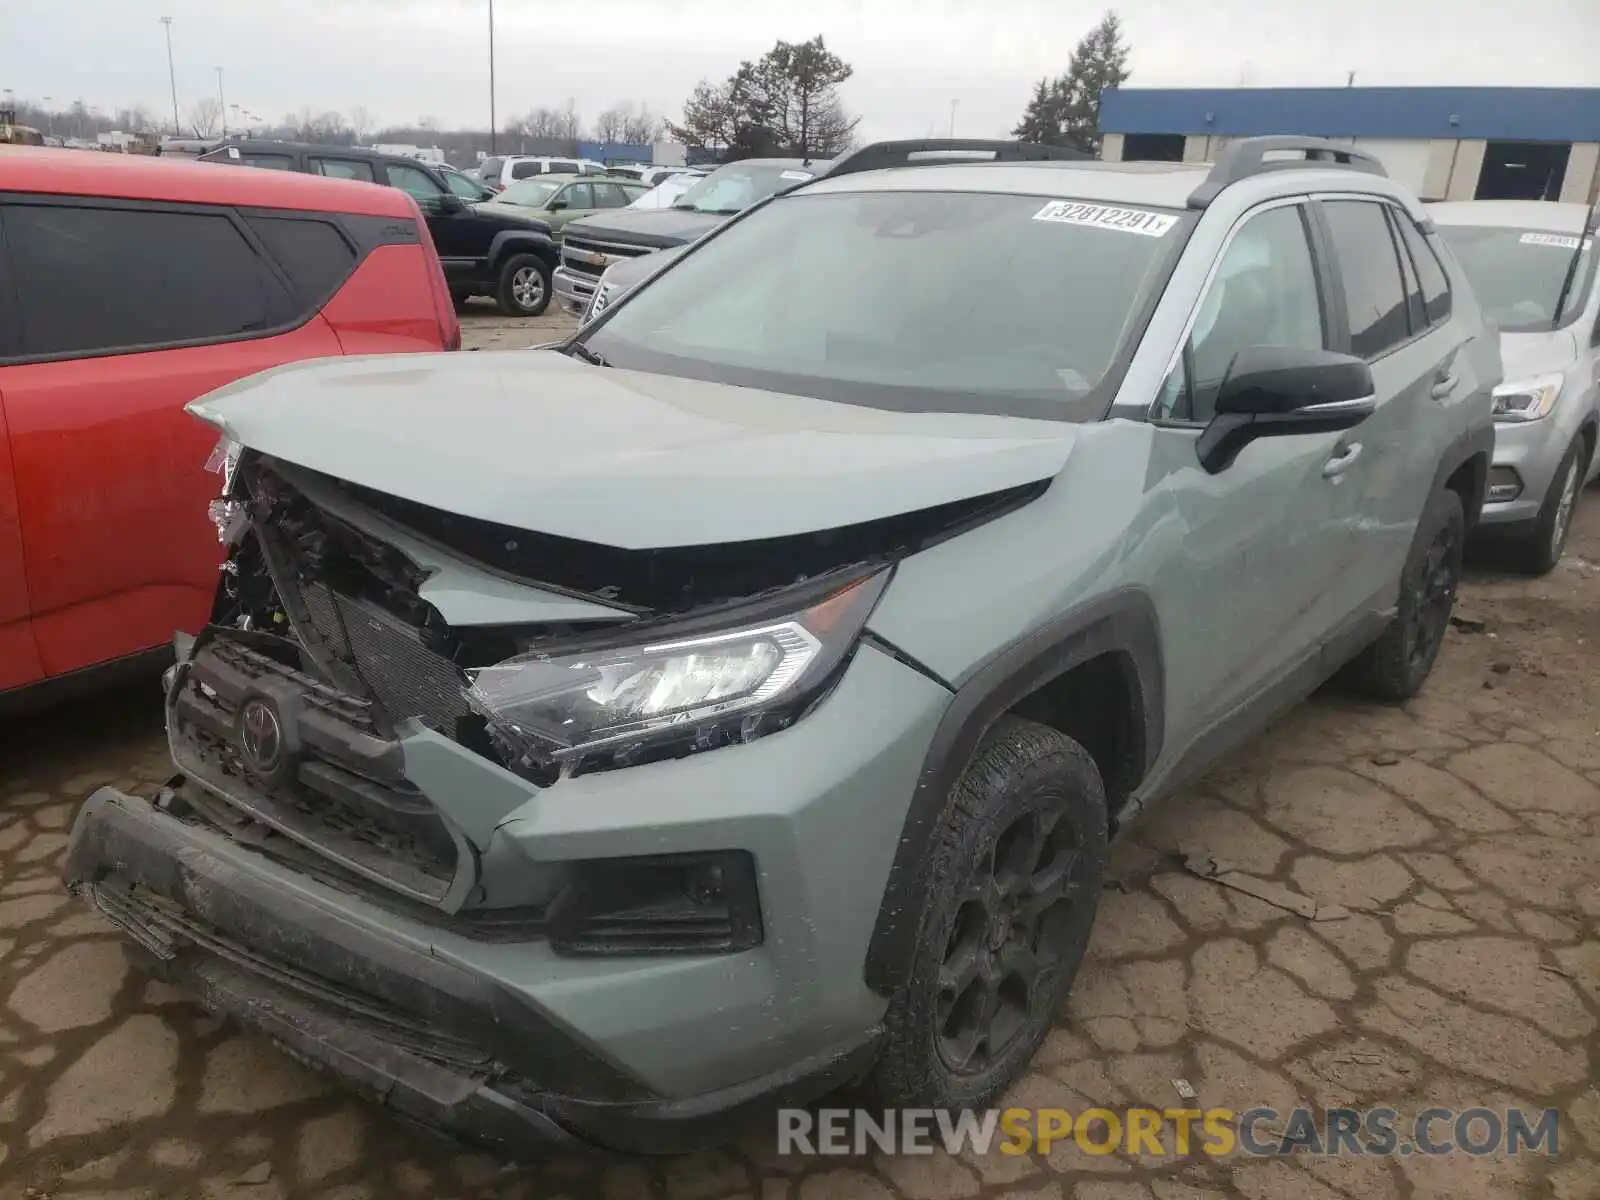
xmin=238 ymin=698 xmax=283 ymax=774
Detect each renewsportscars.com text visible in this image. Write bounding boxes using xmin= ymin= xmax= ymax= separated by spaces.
xmin=778 ymin=1106 xmax=1561 ymax=1158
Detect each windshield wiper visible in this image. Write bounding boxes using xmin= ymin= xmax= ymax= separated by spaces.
xmin=563 ymin=342 xmax=610 ymax=367
xmin=1550 ymin=198 xmax=1597 ymax=329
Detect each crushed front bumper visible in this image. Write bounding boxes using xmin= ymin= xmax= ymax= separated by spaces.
xmin=62 ymin=784 xmax=882 ymax=1155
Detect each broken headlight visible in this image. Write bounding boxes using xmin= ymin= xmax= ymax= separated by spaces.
xmin=465 ymin=569 xmax=889 ymax=772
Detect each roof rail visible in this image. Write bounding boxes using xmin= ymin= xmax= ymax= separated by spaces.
xmin=819 ymin=138 xmax=1092 ymax=181
xmin=1187 ymin=136 xmax=1387 ymax=209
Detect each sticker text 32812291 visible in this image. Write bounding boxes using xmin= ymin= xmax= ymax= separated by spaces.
xmin=1033 ymin=201 xmax=1177 ymax=238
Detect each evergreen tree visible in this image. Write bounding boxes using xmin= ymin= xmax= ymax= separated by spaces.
xmin=1014 ymin=11 xmax=1131 ymax=154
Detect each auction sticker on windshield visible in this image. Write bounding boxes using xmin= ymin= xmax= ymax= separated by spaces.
xmin=1033 ymin=201 xmax=1176 ymax=237
xmin=1519 ymin=232 xmax=1586 ymax=249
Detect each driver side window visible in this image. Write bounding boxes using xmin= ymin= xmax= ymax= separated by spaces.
xmin=1156 ymin=204 xmax=1326 ymax=423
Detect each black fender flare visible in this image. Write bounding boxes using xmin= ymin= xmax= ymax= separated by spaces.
xmin=862 ymin=588 xmax=1165 ymax=997
xmin=487 ymin=230 xmax=558 ymax=274
xmin=1431 ymin=421 xmax=1494 ymax=529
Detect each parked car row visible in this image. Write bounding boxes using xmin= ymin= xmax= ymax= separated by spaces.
xmin=199 ymin=140 xmax=563 ymax=315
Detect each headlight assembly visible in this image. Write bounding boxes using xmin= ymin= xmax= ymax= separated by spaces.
xmin=465 ymin=569 xmax=891 ymax=776
xmin=1491 ymin=374 xmax=1562 ymax=423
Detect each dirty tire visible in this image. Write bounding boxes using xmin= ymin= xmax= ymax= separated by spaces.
xmin=495 ymin=253 xmax=552 ymax=317
xmin=1504 ymin=432 xmax=1589 ymax=576
xmin=1352 ymin=486 xmax=1465 ymax=703
xmin=867 ymin=716 xmax=1107 ymax=1111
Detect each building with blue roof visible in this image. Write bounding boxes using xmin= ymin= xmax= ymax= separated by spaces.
xmin=1097 ymin=87 xmax=1600 ymax=204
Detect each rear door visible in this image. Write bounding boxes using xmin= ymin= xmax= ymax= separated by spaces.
xmin=0 ymin=231 xmax=44 ymax=691
xmin=1310 ymin=196 xmax=1464 ymax=602
xmin=0 ymin=197 xmax=344 ymax=679
xmin=593 ymin=180 xmax=644 ymax=213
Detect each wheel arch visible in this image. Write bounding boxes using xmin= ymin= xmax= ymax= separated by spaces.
xmin=1437 ymin=422 xmax=1494 ymax=531
xmin=862 ymin=588 xmax=1165 ymax=997
xmin=487 ymin=230 xmax=558 ymax=273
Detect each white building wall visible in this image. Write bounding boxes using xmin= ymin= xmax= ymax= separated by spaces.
xmin=1346 ymin=138 xmax=1434 ymax=197
xmin=1561 ymin=142 xmax=1600 ymax=204
xmin=1446 ymin=140 xmax=1488 ymax=200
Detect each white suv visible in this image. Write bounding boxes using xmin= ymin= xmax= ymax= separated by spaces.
xmin=479 ymin=155 xmax=606 ymax=191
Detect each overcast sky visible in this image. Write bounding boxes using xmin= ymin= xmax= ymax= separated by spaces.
xmin=3 ymin=0 xmax=1596 ymax=142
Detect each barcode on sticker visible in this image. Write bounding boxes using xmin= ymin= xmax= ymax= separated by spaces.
xmin=1520 ymin=232 xmax=1584 ymax=250
xmin=1033 ymin=201 xmax=1177 ymax=237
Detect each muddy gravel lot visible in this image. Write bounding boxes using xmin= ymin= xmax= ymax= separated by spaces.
xmin=1 ymin=308 xmax=1597 ymax=1199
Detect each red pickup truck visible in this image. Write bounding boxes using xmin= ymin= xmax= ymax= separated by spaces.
xmin=0 ymin=147 xmax=459 ymax=708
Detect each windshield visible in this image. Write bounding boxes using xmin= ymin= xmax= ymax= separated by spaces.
xmin=494 ymin=179 xmax=563 ymax=208
xmin=670 ymin=162 xmax=814 ymax=215
xmin=631 ymin=176 xmax=697 ymax=210
xmin=1437 ymin=224 xmax=1595 ymax=330
xmin=584 ymin=191 xmax=1187 ymax=420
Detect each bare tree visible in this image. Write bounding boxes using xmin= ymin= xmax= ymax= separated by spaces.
xmin=557 ymin=98 xmax=581 ymax=141
xmin=188 ymin=97 xmax=222 ymax=139
xmin=348 ymin=104 xmax=374 ymax=143
xmin=593 ymin=106 xmax=627 ymax=144
xmin=289 ymin=106 xmax=351 ymax=144
xmin=508 ymin=107 xmax=570 ymax=140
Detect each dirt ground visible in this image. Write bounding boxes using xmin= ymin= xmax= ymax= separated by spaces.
xmin=1 ymin=309 xmax=1596 ymax=1199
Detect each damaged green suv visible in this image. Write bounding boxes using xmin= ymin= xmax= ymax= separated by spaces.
xmin=63 ymin=138 xmax=1497 ymax=1155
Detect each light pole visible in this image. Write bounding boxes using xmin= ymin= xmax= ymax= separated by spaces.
xmin=488 ymin=0 xmax=497 ymax=154
xmin=42 ymin=95 xmax=54 ymax=135
xmin=949 ymin=99 xmax=959 ymax=138
xmin=160 ymin=16 xmax=179 ymax=135
xmin=216 ymin=68 xmax=226 ymax=138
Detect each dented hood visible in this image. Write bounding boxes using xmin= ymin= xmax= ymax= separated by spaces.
xmin=188 ymin=351 xmax=1078 ymax=549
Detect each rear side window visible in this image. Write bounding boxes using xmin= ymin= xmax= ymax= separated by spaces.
xmin=1321 ymin=199 xmax=1411 ymax=359
xmin=245 ymin=215 xmax=357 ymax=307
xmin=1392 ymin=215 xmax=1453 ymax=326
xmin=243 ymin=153 xmax=294 ymax=170
xmin=2 ymin=203 xmax=295 ymax=358
xmin=551 ymin=160 xmax=579 ymax=175
xmin=312 ymin=158 xmax=376 ymax=183
xmin=510 ymin=161 xmax=542 ymax=180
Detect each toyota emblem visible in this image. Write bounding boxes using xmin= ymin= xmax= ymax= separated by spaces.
xmin=239 ymin=698 xmax=283 ymax=774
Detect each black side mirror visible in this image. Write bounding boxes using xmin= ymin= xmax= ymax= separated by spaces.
xmin=1197 ymin=345 xmax=1376 ymax=474
xmin=548 ymin=198 xmax=568 ymax=211
xmin=435 ymin=192 xmax=466 ymax=215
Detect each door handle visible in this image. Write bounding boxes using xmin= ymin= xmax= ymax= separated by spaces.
xmin=1431 ymin=371 xmax=1459 ymax=399
xmin=1323 ymin=442 xmax=1363 ymax=478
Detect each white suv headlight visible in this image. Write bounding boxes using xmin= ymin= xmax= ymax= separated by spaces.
xmin=465 ymin=570 xmax=890 ymax=774
xmin=1491 ymin=374 xmax=1563 ymax=423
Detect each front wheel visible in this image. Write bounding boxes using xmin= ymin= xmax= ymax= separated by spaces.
xmin=495 ymin=253 xmax=552 ymax=317
xmin=1504 ymin=434 xmax=1588 ymax=576
xmin=867 ymin=717 xmax=1107 ymax=1111
xmin=1351 ymin=486 xmax=1465 ymax=703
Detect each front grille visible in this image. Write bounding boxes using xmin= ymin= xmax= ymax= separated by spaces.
xmin=170 ymin=638 xmax=461 ymax=906
xmin=561 ymin=234 xmax=658 ymax=280
xmin=299 ymin=582 xmax=471 ymax=732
